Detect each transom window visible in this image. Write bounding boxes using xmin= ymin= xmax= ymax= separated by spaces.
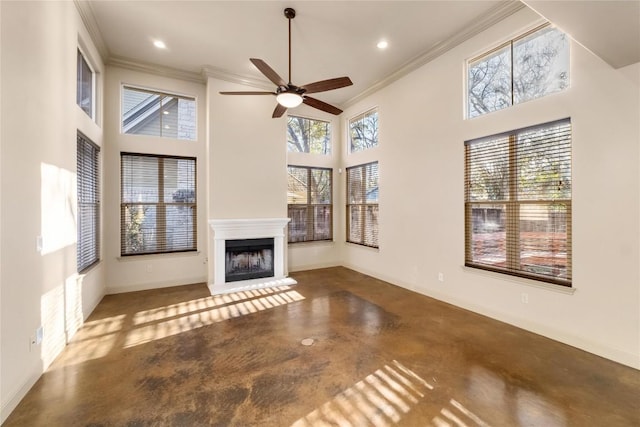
xmin=122 ymin=86 xmax=196 ymax=140
xmin=287 ymin=166 xmax=332 ymax=243
xmin=349 ymin=108 xmax=378 ymax=152
xmin=287 ymin=116 xmax=331 ymax=154
xmin=77 ymin=49 xmax=94 ymax=119
xmin=467 ymin=24 xmax=569 ymax=118
xmin=347 ymin=162 xmax=379 ymax=248
xmin=121 ymin=153 xmax=197 ymax=256
xmin=464 ymin=119 xmax=572 ymax=286
xmin=77 ymin=133 xmax=100 ymax=271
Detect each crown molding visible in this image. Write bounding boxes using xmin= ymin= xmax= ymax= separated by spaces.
xmin=108 ymin=56 xmax=206 ymax=84
xmin=74 ymin=0 xmax=110 ymax=61
xmin=343 ymin=0 xmax=527 ymax=108
xmin=201 ymin=65 xmax=273 ymax=91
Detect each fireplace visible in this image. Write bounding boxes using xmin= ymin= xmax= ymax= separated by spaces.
xmin=225 ymin=238 xmax=274 ymax=282
xmin=208 ymin=218 xmax=295 ymax=295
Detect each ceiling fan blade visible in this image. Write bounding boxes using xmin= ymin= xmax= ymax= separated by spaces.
xmin=301 ymin=77 xmax=353 ymax=94
xmin=250 ymin=58 xmax=287 ymax=87
xmin=272 ymin=103 xmax=287 ymax=118
xmin=219 ymin=91 xmax=276 ymax=95
xmin=303 ymin=96 xmax=343 ymax=115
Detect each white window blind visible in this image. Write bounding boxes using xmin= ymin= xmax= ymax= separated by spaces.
xmin=347 ymin=162 xmax=379 ymax=248
xmin=77 ymin=133 xmax=100 ymax=271
xmin=465 ymin=118 xmax=572 ymax=286
xmin=121 ymin=153 xmax=197 ymax=256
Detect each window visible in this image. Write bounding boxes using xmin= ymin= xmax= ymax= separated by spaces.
xmin=77 ymin=49 xmax=94 ymax=118
xmin=122 ymin=86 xmax=196 ymax=140
xmin=121 ymin=153 xmax=197 ymax=256
xmin=349 ymin=108 xmax=378 ymax=152
xmin=346 ymin=162 xmax=379 ymax=248
xmin=77 ymin=133 xmax=100 ymax=271
xmin=287 ymin=166 xmax=332 ymax=243
xmin=287 ymin=116 xmax=331 ymax=154
xmin=467 ymin=25 xmax=569 ymax=118
xmin=464 ymin=119 xmax=572 ymax=286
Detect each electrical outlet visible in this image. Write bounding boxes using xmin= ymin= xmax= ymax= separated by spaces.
xmin=146 ymin=264 xmax=152 ymax=273
xmin=521 ymin=293 xmax=529 ymax=304
xmin=438 ymin=272 xmax=444 ymax=282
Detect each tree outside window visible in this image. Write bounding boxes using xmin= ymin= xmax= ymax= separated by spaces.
xmin=349 ymin=108 xmax=378 ymax=153
xmin=287 ymin=116 xmax=331 ymax=154
xmin=468 ymin=25 xmax=569 ymax=118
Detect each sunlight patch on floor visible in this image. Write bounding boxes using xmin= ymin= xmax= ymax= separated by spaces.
xmin=124 ymin=287 xmax=305 ymax=348
xmin=55 ymin=315 xmax=126 ymax=366
xmin=291 ymin=360 xmax=433 ymax=427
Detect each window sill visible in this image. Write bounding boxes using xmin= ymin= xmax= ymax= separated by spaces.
xmin=288 ymin=240 xmax=334 ymax=246
xmin=461 ymin=265 xmax=576 ymax=295
xmin=117 ymin=251 xmax=201 ymax=261
xmin=345 ymin=241 xmax=380 ymax=251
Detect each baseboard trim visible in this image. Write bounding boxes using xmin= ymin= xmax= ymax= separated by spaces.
xmin=289 ymin=261 xmax=341 ymax=273
xmin=106 ymin=276 xmax=207 ymax=295
xmin=1 ymin=368 xmax=41 ymax=424
xmin=341 ymin=263 xmax=640 ymax=370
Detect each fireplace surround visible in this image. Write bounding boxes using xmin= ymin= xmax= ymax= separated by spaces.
xmin=208 ymin=218 xmax=294 ymax=295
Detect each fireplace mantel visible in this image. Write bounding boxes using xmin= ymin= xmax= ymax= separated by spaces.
xmin=208 ymin=218 xmax=294 ymax=295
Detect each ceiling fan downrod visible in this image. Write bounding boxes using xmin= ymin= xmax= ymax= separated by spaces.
xmin=284 ymin=8 xmax=295 ymax=85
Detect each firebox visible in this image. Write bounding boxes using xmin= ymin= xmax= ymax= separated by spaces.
xmin=225 ymin=238 xmax=275 ymax=283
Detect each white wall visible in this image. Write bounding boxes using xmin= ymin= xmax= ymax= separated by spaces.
xmin=206 ymin=77 xmax=288 ymax=282
xmin=0 ymin=1 xmax=106 ymax=421
xmin=287 ymin=104 xmax=344 ymax=272
xmin=104 ymin=67 xmax=208 ymax=294
xmin=339 ymin=8 xmax=640 ymax=369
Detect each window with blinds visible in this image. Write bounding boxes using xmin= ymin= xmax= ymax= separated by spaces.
xmin=77 ymin=133 xmax=100 ymax=272
xmin=121 ymin=153 xmax=197 ymax=256
xmin=347 ymin=162 xmax=379 ymax=248
xmin=287 ymin=166 xmax=332 ymax=243
xmin=464 ymin=118 xmax=571 ymax=286
xmin=122 ymin=86 xmax=196 ymax=140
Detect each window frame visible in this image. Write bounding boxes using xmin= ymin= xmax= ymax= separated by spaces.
xmin=464 ymin=118 xmax=572 ymax=287
xmin=348 ymin=107 xmax=379 ymax=153
xmin=466 ymin=23 xmax=569 ymax=119
xmin=346 ymin=161 xmax=379 ymax=248
xmin=121 ymin=85 xmax=197 ymax=141
xmin=77 ymin=48 xmax=95 ymax=120
xmin=120 ymin=152 xmax=197 ymax=256
xmin=77 ymin=132 xmax=100 ymax=272
xmin=287 ymin=115 xmax=332 ymax=155
xmin=287 ymin=165 xmax=333 ymax=243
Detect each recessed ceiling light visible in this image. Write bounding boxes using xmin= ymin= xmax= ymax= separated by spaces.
xmin=377 ymin=40 xmax=388 ymax=49
xmin=153 ymin=40 xmax=166 ymax=49
xmin=163 ymin=111 xmax=169 ymax=115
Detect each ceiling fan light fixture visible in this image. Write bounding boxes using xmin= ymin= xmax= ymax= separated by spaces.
xmin=276 ymin=92 xmax=303 ymax=108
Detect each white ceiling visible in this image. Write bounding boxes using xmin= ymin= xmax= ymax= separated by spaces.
xmin=523 ymin=0 xmax=640 ymax=69
xmin=84 ymin=0 xmax=524 ymax=106
xmin=83 ymin=1 xmax=640 ymax=108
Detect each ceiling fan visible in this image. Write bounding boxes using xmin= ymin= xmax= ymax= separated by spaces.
xmin=219 ymin=7 xmax=353 ymax=118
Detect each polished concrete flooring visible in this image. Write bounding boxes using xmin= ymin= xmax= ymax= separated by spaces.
xmin=4 ymin=267 xmax=640 ymax=426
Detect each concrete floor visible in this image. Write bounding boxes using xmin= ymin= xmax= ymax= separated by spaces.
xmin=4 ymin=267 xmax=639 ymax=426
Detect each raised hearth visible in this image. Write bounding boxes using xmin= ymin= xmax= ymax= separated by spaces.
xmin=208 ymin=218 xmax=294 ymax=295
